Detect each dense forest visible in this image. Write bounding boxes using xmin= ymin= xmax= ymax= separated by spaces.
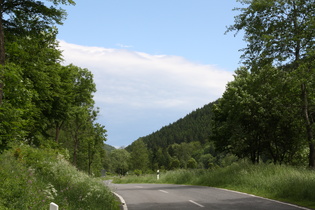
xmin=0 ymin=0 xmax=108 ymax=176
xmin=141 ymin=102 xmax=215 ymax=149
xmin=129 ymin=102 xmax=231 ymax=171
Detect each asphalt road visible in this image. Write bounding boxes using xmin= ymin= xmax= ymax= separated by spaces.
xmin=112 ymin=183 xmax=310 ymax=210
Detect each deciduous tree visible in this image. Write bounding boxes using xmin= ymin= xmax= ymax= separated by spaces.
xmin=0 ymin=0 xmax=75 ymax=105
xmin=227 ymin=0 xmax=315 ymax=167
xmin=212 ymin=66 xmax=305 ymax=164
xmin=129 ymin=140 xmax=149 ymax=172
xmin=110 ymin=149 xmax=130 ymax=176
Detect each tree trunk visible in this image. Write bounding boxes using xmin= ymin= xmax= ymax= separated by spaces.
xmin=55 ymin=124 xmax=61 ymax=143
xmin=301 ymin=83 xmax=315 ymax=168
xmin=292 ymin=3 xmax=314 ymax=168
xmin=0 ymin=5 xmax=5 ymax=105
xmin=309 ymin=143 xmax=315 ymax=168
xmin=88 ymin=143 xmax=91 ymax=175
xmin=88 ymin=143 xmax=92 ymax=175
xmin=72 ymin=133 xmax=79 ymax=167
xmin=55 ymin=121 xmax=64 ymax=143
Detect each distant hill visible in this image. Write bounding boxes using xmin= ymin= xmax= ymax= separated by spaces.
xmin=138 ymin=101 xmax=216 ymax=151
xmin=126 ymin=100 xmax=237 ymax=170
xmin=104 ymin=143 xmax=116 ymax=153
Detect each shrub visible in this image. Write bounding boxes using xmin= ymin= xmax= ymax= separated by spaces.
xmin=134 ymin=169 xmax=142 ymax=176
xmin=187 ymin=158 xmax=198 ymax=169
xmin=0 ymin=145 xmax=119 ymax=209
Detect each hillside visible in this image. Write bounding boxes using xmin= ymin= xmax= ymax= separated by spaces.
xmin=124 ymin=101 xmax=233 ymax=170
xmin=104 ymin=143 xmax=116 ymax=153
xmin=139 ymin=101 xmax=216 ymax=151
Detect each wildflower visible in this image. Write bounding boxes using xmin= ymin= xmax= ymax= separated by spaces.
xmin=43 ymin=183 xmax=58 ymax=200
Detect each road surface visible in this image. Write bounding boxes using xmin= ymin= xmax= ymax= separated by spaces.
xmin=110 ymin=183 xmax=310 ymax=210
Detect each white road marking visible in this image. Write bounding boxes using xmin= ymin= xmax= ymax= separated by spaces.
xmin=189 ymin=200 xmax=205 ymax=208
xmin=216 ymin=188 xmax=310 ymax=210
xmin=113 ymin=192 xmax=128 ymax=210
xmin=135 ymin=186 xmax=144 ymax=188
xmin=159 ymin=190 xmax=169 ymax=194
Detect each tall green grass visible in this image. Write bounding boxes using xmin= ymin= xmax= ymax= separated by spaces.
xmin=114 ymin=162 xmax=315 ymax=209
xmin=0 ymin=145 xmax=119 ymax=210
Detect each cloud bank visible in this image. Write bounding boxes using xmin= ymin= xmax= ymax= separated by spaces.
xmin=58 ymin=40 xmax=233 ymax=146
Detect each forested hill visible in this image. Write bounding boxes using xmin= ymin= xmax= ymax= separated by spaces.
xmin=138 ymin=101 xmax=216 ymax=151
xmin=104 ymin=144 xmax=116 ymax=153
xmin=123 ymin=101 xmax=232 ymax=170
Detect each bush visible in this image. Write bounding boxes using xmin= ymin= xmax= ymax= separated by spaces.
xmin=187 ymin=158 xmax=198 ymax=169
xmin=0 ymin=145 xmax=119 ymax=209
xmin=134 ymin=169 xmax=142 ymax=176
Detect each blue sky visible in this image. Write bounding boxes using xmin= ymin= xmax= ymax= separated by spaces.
xmin=57 ymin=0 xmax=245 ymax=147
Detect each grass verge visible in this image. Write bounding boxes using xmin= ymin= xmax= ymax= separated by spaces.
xmin=0 ymin=145 xmax=119 ymax=210
xmin=113 ymin=162 xmax=315 ymax=209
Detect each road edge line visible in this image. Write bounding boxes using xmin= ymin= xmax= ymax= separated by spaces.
xmin=214 ymin=187 xmax=310 ymax=210
xmin=113 ymin=192 xmax=128 ymax=210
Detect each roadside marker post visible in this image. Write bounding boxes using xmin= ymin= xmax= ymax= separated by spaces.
xmin=50 ymin=202 xmax=58 ymax=210
xmin=157 ymin=170 xmax=160 ymax=180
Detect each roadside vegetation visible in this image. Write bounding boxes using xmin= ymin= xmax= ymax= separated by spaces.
xmin=0 ymin=1 xmax=118 ymax=209
xmin=0 ymin=145 xmax=119 ymax=209
xmin=113 ymin=162 xmax=315 ymax=209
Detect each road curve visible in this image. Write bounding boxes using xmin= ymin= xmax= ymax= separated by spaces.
xmin=112 ymin=184 xmax=310 ymax=210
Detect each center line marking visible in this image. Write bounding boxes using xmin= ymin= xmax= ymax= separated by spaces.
xmin=189 ymin=200 xmax=205 ymax=208
xmin=135 ymin=186 xmax=143 ymax=188
xmin=159 ymin=190 xmax=169 ymax=194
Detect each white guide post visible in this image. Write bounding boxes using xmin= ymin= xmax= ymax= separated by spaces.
xmin=50 ymin=202 xmax=58 ymax=210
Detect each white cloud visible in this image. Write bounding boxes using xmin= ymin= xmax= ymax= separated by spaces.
xmin=58 ymin=40 xmax=233 ymax=146
xmin=116 ymin=43 xmax=133 ymax=48
xmin=59 ymin=40 xmax=232 ymax=110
